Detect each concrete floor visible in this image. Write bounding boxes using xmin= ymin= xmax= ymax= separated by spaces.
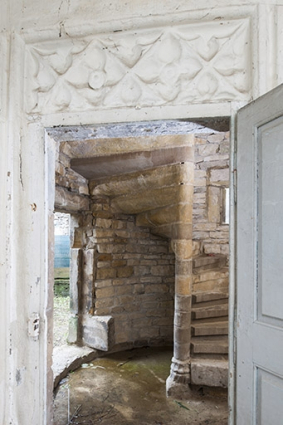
xmin=54 ymin=347 xmax=228 ymax=425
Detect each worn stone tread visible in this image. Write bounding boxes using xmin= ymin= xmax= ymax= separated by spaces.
xmin=192 ymin=293 xmax=229 ymax=304
xmin=191 ymin=320 xmax=228 ymax=336
xmin=191 ymin=336 xmax=228 ymax=354
xmin=191 ymin=357 xmax=228 ymax=387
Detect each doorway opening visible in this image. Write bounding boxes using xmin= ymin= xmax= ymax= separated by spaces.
xmin=48 ymin=118 xmax=230 ymax=420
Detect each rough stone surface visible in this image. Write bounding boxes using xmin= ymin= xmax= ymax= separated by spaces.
xmin=191 ymin=358 xmax=228 ymax=387
xmin=52 ymin=345 xmax=97 ymax=389
xmin=82 ymin=315 xmax=114 ymax=351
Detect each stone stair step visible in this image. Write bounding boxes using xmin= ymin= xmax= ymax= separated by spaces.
xmin=193 ymin=268 xmax=229 ymax=283
xmin=192 ymin=300 xmax=228 ymax=320
xmin=191 ymin=320 xmax=228 ymax=336
xmin=191 ymin=358 xmax=228 ymax=387
xmin=192 ymin=291 xmax=228 ymax=304
xmin=191 ymin=336 xmax=228 ymax=354
xmin=193 ymin=255 xmax=226 ymax=271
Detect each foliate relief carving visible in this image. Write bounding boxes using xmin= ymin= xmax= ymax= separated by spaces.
xmin=25 ymin=20 xmax=251 ymax=114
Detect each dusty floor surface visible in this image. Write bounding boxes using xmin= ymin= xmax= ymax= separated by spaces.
xmin=53 ymin=295 xmax=70 ymax=347
xmin=54 ymin=347 xmax=228 ymax=425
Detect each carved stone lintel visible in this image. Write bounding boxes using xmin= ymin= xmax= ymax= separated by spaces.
xmin=25 ymin=18 xmax=251 ymax=115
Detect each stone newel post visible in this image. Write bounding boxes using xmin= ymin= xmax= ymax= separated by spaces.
xmin=166 ymin=159 xmax=194 ymax=398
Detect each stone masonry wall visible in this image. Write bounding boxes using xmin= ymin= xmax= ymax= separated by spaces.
xmin=54 ymin=143 xmax=90 ymax=212
xmin=193 ymin=132 xmax=229 ymax=257
xmin=192 ymin=132 xmax=230 ymax=294
xmin=76 ymin=199 xmax=175 ymax=348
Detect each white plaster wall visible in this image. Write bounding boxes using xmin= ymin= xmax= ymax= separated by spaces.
xmin=1 ymin=1 xmax=283 ymax=424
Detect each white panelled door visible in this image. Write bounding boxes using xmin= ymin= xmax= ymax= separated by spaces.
xmin=236 ymin=84 xmax=283 ymax=424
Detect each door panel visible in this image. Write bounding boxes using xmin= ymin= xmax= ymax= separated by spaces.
xmin=236 ymin=84 xmax=283 ymax=424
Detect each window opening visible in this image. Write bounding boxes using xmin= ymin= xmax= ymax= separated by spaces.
xmin=53 ymin=212 xmax=71 ymax=347
xmin=224 ymin=188 xmax=230 ymax=224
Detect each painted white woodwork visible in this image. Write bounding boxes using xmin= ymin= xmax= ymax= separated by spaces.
xmin=1 ymin=1 xmax=283 ymax=423
xmin=237 ymin=84 xmax=283 ymax=424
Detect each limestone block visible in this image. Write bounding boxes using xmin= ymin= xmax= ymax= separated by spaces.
xmin=174 ymin=294 xmax=191 ymax=313
xmin=68 ymin=316 xmax=79 ymax=344
xmin=96 ymin=268 xmax=116 ymax=280
xmin=171 ymin=240 xmax=193 ymax=260
xmin=174 ymin=311 xmax=191 ymax=328
xmin=198 ymin=144 xmax=219 ymax=157
xmin=134 ymin=283 xmax=145 ymax=294
xmin=117 ymin=266 xmax=134 ymax=278
xmin=94 ymin=279 xmax=113 ymax=289
xmin=192 ymin=231 xmax=210 ymax=239
xmin=98 ymin=253 xmax=112 ymax=261
xmin=115 ymin=285 xmax=133 ymax=295
xmin=79 ymin=185 xmax=89 ymax=196
xmin=207 ymin=134 xmax=225 ymax=143
xmin=145 ymin=284 xmax=170 ymax=294
xmin=97 ymin=261 xmax=111 ymax=268
xmin=136 ymin=203 xmax=193 ymax=227
xmin=95 ymin=286 xmax=115 ymax=298
xmin=90 ymin=163 xmax=193 ymax=198
xmin=55 ymin=186 xmax=89 ymax=212
xmin=219 ymin=141 xmax=230 ymax=155
xmin=95 ymin=298 xmax=114 ymax=309
xmin=192 ymin=241 xmax=201 ymax=256
xmin=175 ymin=260 xmax=193 ymax=276
xmin=93 ymin=228 xmax=114 ymax=238
xmin=203 ymin=243 xmax=221 ymax=255
xmin=111 ymin=185 xmax=186 ymax=214
xmin=151 ymin=265 xmax=174 ymax=276
xmin=175 ymin=275 xmax=193 ymax=296
xmin=134 ymin=265 xmax=150 ymax=276
xmin=193 ymin=193 xmax=206 ymax=204
xmin=82 ymin=315 xmax=114 ymax=351
xmin=53 ymin=345 xmax=97 ymax=389
xmin=96 ymin=218 xmax=112 ymax=228
xmin=193 ymin=223 xmax=217 ymax=231
xmin=191 ymin=359 xmax=228 ymax=388
xmin=220 ymin=245 xmax=229 ymax=255
xmin=193 ymin=269 xmax=229 ymax=283
xmin=111 ymin=259 xmax=127 ymax=267
xmin=210 ymin=231 xmax=229 ymax=240
xmin=209 ymin=168 xmax=229 ymax=186
xmin=193 ymin=279 xmax=228 ymax=293
xmin=204 ymin=154 xmax=229 ymax=162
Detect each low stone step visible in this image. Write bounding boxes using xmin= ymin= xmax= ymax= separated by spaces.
xmin=192 ymin=302 xmax=228 ymax=320
xmin=191 ymin=336 xmax=228 ymax=354
xmin=191 ymin=320 xmax=228 ymax=336
xmin=191 ymin=358 xmax=228 ymax=387
xmin=192 ymin=292 xmax=228 ymax=304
